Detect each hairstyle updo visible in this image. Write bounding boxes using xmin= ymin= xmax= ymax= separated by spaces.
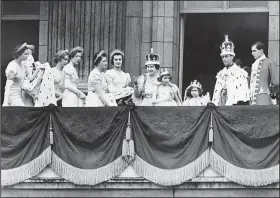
xmin=93 ymin=50 xmax=107 ymax=66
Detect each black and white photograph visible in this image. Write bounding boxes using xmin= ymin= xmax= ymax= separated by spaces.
xmin=1 ymin=0 xmax=279 ymax=197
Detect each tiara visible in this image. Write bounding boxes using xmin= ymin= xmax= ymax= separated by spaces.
xmin=186 ymin=80 xmax=202 ymax=91
xmin=159 ymin=68 xmax=171 ymax=76
xmin=110 ymin=49 xmax=124 ymax=60
xmin=94 ymin=50 xmax=105 ymax=64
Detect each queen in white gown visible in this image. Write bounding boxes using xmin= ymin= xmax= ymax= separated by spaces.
xmin=62 ymin=46 xmax=86 ymax=107
xmin=133 ymin=48 xmax=161 ymax=106
xmin=105 ymin=49 xmax=134 ymax=105
xmin=85 ymin=50 xmax=117 ymax=107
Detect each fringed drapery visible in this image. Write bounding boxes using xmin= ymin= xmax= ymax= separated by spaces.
xmin=210 ymin=149 xmax=279 ymax=186
xmin=1 ymin=107 xmax=52 ymax=186
xmin=1 ymin=105 xmax=279 ymax=187
xmin=51 ymin=152 xmax=127 ymax=185
xmin=1 ymin=146 xmax=51 ymax=186
xmin=132 ymin=150 xmax=210 ymax=186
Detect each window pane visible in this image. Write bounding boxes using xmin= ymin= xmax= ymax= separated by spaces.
xmin=2 ymin=1 xmax=40 ymax=15
xmin=229 ymin=1 xmax=268 ymax=8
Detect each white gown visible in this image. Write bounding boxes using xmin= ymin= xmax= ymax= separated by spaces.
xmin=85 ymin=68 xmax=117 ymax=107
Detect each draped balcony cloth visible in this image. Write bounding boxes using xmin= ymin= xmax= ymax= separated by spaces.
xmin=50 ymin=107 xmax=130 ymax=185
xmin=210 ymin=106 xmax=279 ymax=186
xmin=1 ymin=105 xmax=279 ymax=187
xmin=130 ymin=106 xmax=211 ymax=186
xmin=1 ymin=107 xmax=51 ymax=186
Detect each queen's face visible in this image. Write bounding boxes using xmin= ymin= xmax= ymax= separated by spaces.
xmin=98 ymin=57 xmax=108 ymax=69
xmin=71 ymin=52 xmax=82 ymax=65
xmin=146 ymin=64 xmax=156 ymax=75
xmin=113 ymin=55 xmax=122 ymax=68
xmin=191 ymin=87 xmax=199 ymax=98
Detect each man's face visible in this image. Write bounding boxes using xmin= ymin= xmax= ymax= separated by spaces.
xmin=251 ymin=45 xmax=263 ymax=60
xmin=221 ymin=54 xmax=234 ymax=67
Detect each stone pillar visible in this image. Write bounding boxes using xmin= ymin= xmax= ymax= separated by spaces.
xmin=125 ymin=1 xmax=143 ymax=78
xmin=140 ymin=1 xmax=153 ymax=74
xmin=268 ymin=1 xmax=279 ymax=67
xmin=149 ymin=1 xmax=180 ymax=84
xmin=39 ymin=1 xmax=49 ymax=63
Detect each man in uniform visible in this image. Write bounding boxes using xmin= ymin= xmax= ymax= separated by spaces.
xmin=212 ymin=35 xmax=250 ymax=106
xmin=250 ymin=41 xmax=279 ymax=105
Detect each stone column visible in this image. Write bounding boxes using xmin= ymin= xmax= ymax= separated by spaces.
xmin=125 ymin=1 xmax=143 ymax=78
xmin=268 ymin=1 xmax=279 ymax=67
xmin=149 ymin=1 xmax=180 ymax=84
xmin=140 ymin=1 xmax=153 ymax=74
xmin=39 ymin=1 xmax=49 ymax=63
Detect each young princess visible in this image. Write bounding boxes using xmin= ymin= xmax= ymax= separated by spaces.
xmin=151 ymin=68 xmax=182 ymax=106
xmin=182 ymin=80 xmax=210 ymax=106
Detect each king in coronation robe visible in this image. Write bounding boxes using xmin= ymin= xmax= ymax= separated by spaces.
xmin=212 ymin=35 xmax=250 ymax=106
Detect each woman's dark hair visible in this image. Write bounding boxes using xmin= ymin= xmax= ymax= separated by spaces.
xmin=54 ymin=50 xmax=69 ymax=64
xmin=111 ymin=52 xmax=124 ymax=66
xmin=69 ymin=46 xmax=83 ymax=60
xmin=145 ymin=64 xmax=160 ymax=70
xmin=93 ymin=50 xmax=107 ymax=66
xmin=12 ymin=44 xmax=29 ymax=59
xmin=186 ymin=86 xmax=203 ymax=98
xmin=157 ymin=73 xmax=172 ymax=82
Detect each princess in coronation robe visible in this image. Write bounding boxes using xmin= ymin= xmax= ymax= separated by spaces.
xmin=152 ymin=68 xmax=181 ymax=106
xmin=132 ymin=48 xmax=161 ymax=106
xmin=182 ymin=80 xmax=210 ymax=106
xmin=105 ymin=49 xmax=134 ymax=105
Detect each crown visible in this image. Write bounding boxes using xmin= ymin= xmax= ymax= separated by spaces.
xmin=110 ymin=49 xmax=124 ymax=60
xmin=220 ymin=35 xmax=235 ymax=56
xmin=145 ymin=48 xmax=160 ymax=66
xmin=186 ymin=80 xmax=202 ymax=91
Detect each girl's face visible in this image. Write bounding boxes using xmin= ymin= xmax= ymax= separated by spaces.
xmin=60 ymin=55 xmax=69 ymax=66
xmin=98 ymin=57 xmax=108 ymax=69
xmin=19 ymin=49 xmax=30 ymax=61
xmin=71 ymin=52 xmax=82 ymax=65
xmin=161 ymin=75 xmax=170 ymax=84
xmin=113 ymin=55 xmax=122 ymax=68
xmin=146 ymin=64 xmax=156 ymax=75
xmin=191 ymin=87 xmax=199 ymax=98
